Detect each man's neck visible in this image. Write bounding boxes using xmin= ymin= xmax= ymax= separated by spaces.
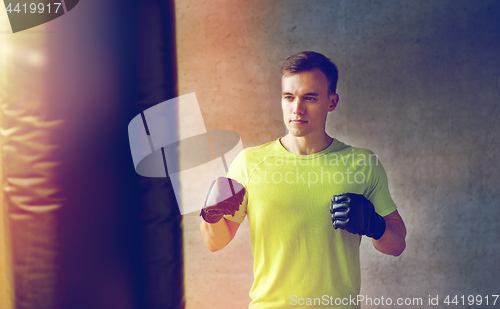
xmin=280 ymin=133 xmax=333 ymax=155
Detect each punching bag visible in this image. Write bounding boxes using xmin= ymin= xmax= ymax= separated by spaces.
xmin=0 ymin=1 xmax=184 ymax=308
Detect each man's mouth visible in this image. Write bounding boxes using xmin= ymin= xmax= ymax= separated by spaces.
xmin=290 ymin=119 xmax=307 ymax=124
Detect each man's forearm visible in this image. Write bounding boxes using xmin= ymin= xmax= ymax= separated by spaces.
xmin=372 ymin=212 xmax=406 ymax=256
xmin=200 ymin=218 xmax=234 ymax=252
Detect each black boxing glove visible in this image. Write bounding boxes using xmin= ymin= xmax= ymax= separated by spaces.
xmin=330 ymin=193 xmax=386 ymax=240
xmin=200 ymin=177 xmax=246 ymax=224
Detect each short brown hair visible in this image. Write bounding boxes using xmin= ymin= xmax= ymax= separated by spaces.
xmin=281 ymin=51 xmax=339 ymax=94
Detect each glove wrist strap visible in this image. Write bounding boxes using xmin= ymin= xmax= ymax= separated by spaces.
xmin=200 ymin=209 xmax=223 ymax=224
xmin=367 ymin=214 xmax=386 ymax=240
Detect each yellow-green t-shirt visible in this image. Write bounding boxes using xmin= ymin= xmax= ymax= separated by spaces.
xmin=225 ymin=138 xmax=397 ymax=309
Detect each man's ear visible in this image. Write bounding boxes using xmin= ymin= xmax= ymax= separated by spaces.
xmin=328 ymin=93 xmax=339 ymax=111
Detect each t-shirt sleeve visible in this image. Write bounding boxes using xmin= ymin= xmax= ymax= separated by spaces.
xmin=223 ymin=149 xmax=249 ymax=223
xmin=363 ymin=151 xmax=397 ymax=217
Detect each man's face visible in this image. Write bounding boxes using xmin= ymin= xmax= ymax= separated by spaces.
xmin=281 ymin=68 xmax=338 ymax=139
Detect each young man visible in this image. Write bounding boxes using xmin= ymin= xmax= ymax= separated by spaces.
xmin=200 ymin=51 xmax=406 ymax=309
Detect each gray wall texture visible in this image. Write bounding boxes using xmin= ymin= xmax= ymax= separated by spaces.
xmin=177 ymin=1 xmax=500 ymax=308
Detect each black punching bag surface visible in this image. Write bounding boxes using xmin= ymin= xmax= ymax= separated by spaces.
xmin=1 ymin=1 xmax=184 ymax=309
xmin=119 ymin=1 xmax=186 ymax=309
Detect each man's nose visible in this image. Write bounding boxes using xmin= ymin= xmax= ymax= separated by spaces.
xmin=292 ymin=98 xmax=305 ymax=115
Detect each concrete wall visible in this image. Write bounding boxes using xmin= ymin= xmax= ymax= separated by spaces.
xmin=177 ymin=1 xmax=500 ymax=308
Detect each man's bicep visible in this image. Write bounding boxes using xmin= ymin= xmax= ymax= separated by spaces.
xmin=225 ymin=218 xmax=241 ymax=241
xmin=384 ymin=210 xmax=406 ymax=238
xmin=383 ymin=209 xmax=403 ymax=221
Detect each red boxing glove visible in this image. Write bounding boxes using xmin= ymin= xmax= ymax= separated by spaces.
xmin=200 ymin=177 xmax=245 ymax=224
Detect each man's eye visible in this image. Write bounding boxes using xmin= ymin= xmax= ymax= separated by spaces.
xmin=305 ymin=97 xmax=316 ymax=101
xmin=284 ymin=96 xmax=293 ymax=101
